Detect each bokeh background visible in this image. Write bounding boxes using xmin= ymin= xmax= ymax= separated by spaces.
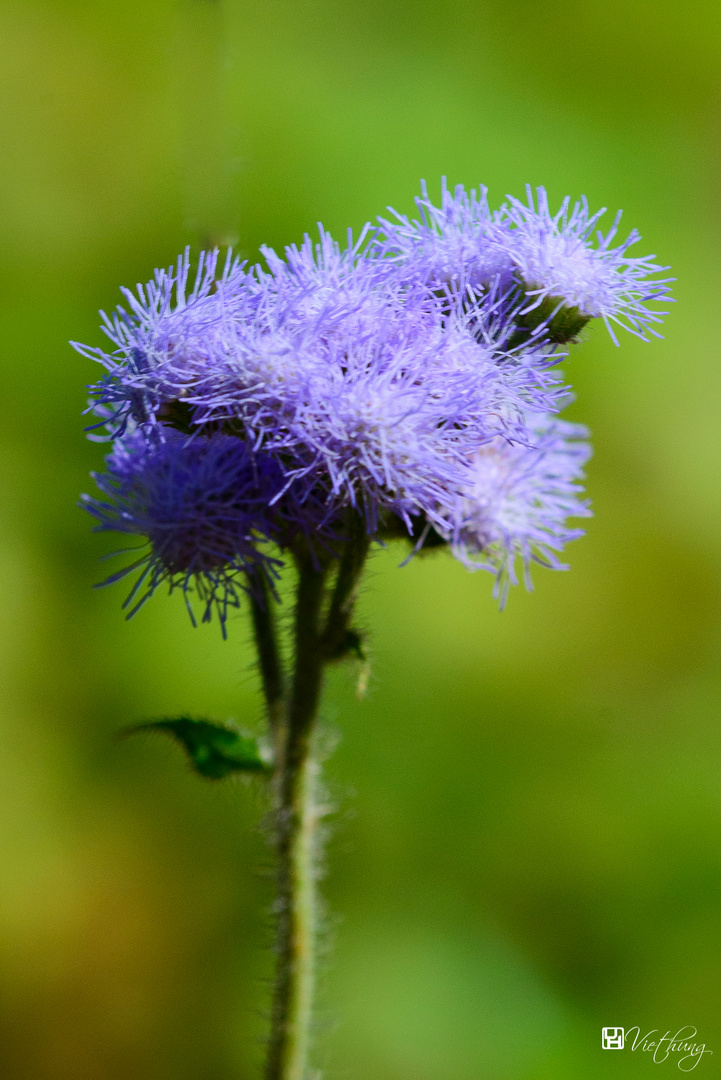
xmin=0 ymin=1 xmax=720 ymax=1077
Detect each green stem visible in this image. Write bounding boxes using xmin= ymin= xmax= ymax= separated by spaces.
xmin=264 ymin=524 xmax=370 ymax=1080
xmin=249 ymin=572 xmax=285 ymax=737
xmin=320 ymin=511 xmax=370 ymax=660
xmin=265 ymin=553 xmax=328 ymax=1080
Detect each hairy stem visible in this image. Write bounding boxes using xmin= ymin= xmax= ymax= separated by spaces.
xmin=320 ymin=512 xmax=370 ymax=660
xmin=249 ymin=572 xmax=285 ymax=737
xmin=265 ymin=553 xmax=328 ymax=1080
xmin=264 ymin=524 xmax=370 ymax=1080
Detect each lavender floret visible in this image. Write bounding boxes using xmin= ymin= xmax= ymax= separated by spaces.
xmin=377 ymin=180 xmax=673 ymax=344
xmin=445 ymin=414 xmax=592 ymax=602
xmin=72 ymin=247 xmax=258 ymax=435
xmin=375 ymin=178 xmax=514 ymax=292
xmin=498 ymin=186 xmax=673 ymax=344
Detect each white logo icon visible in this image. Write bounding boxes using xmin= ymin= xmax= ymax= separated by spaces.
xmin=602 ymin=1027 xmax=625 ymax=1049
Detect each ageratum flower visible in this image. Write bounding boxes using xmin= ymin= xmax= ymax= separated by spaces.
xmin=498 ymin=186 xmax=673 ymax=344
xmin=189 ymin=239 xmax=570 ymax=534
xmin=80 ymin=230 xmax=570 ymax=539
xmin=376 ymin=180 xmax=673 ymax=345
xmin=81 ymin=429 xmax=296 ymax=633
xmin=77 ymin=232 xmax=390 ymax=438
xmin=444 ymin=414 xmax=592 ymax=602
xmin=78 ymin=178 xmax=664 ymax=615
xmin=375 ymin=179 xmax=515 ymax=296
xmin=72 ymin=247 xmax=259 ymax=435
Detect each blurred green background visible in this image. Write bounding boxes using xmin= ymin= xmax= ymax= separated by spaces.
xmin=0 ymin=1 xmax=720 ymax=1077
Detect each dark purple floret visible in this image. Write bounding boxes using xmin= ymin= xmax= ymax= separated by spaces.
xmin=81 ymin=429 xmax=294 ymax=633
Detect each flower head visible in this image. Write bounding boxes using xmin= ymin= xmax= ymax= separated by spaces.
xmin=445 ymin=414 xmax=592 ymax=602
xmin=376 ymin=180 xmax=673 ymax=345
xmin=72 ymin=247 xmax=258 ymax=435
xmin=375 ymin=178 xmax=513 ymax=292
xmin=80 ymin=230 xmax=569 ymax=541
xmin=81 ymin=429 xmax=295 ymax=633
xmin=185 ymin=258 xmax=568 ymax=534
xmin=499 ymin=186 xmax=673 ymax=344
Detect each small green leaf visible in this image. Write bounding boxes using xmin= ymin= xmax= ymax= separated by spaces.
xmin=125 ymin=717 xmax=271 ymax=779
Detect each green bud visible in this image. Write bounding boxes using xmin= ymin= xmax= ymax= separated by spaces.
xmin=512 ymin=286 xmax=591 ymax=346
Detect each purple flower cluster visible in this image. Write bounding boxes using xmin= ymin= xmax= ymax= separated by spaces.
xmin=77 ymin=181 xmax=671 ymax=627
